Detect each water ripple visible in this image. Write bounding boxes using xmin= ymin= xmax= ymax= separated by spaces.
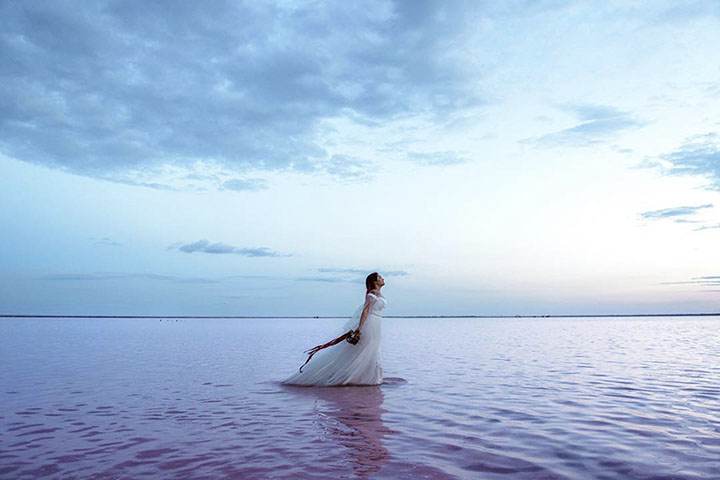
xmin=1 ymin=316 xmax=720 ymax=479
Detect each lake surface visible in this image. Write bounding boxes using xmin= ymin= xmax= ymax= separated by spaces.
xmin=1 ymin=316 xmax=719 ymax=479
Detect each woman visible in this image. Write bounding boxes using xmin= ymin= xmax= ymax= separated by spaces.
xmin=282 ymin=272 xmax=386 ymax=386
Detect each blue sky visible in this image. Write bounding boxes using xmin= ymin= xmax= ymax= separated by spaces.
xmin=1 ymin=0 xmax=719 ymax=316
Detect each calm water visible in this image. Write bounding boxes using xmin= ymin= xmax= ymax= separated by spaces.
xmin=1 ymin=316 xmax=719 ymax=479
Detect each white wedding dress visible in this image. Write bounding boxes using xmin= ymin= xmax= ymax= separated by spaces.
xmin=283 ymin=292 xmax=386 ymax=386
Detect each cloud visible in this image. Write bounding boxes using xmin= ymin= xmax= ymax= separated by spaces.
xmin=222 ymin=274 xmax=279 ymax=281
xmin=407 ymin=151 xmax=467 ymax=166
xmin=172 ymin=239 xmax=288 ymax=257
xmin=660 ymin=275 xmax=720 ymax=289
xmin=323 ymin=155 xmax=375 ymax=183
xmin=672 ymin=218 xmax=703 ymax=224
xmin=296 ymin=276 xmax=347 ymax=283
xmin=0 ymin=1 xmax=488 ymax=190
xmin=221 ymin=178 xmax=268 ymax=192
xmin=694 ymin=223 xmax=720 ymax=231
xmin=661 ymin=275 xmax=720 ymax=291
xmin=639 ymin=204 xmax=713 ymax=220
xmin=531 ymin=104 xmax=641 ymax=147
xmin=646 ymin=133 xmax=720 ymax=191
xmin=92 ymin=237 xmax=121 ymax=247
xmin=307 ymin=267 xmax=408 ymax=283
xmin=39 ymin=270 xmax=409 ymax=287
xmin=652 ymin=1 xmax=720 ymax=24
xmin=318 ymin=268 xmax=368 ymax=275
xmin=318 ymin=267 xmax=407 ymax=276
xmin=639 ymin=135 xmax=720 ymax=231
xmin=40 ymin=272 xmax=218 ymax=283
xmin=382 ymin=270 xmax=408 ymax=277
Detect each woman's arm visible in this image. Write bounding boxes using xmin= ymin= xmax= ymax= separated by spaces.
xmin=356 ymin=295 xmax=377 ymax=332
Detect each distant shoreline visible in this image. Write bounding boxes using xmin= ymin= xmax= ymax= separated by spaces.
xmin=2 ymin=313 xmax=720 ymax=319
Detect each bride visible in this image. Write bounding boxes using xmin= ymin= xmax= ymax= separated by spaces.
xmin=282 ymin=272 xmax=386 ymax=386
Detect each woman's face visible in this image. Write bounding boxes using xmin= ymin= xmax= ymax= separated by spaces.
xmin=376 ymin=274 xmax=385 ymax=288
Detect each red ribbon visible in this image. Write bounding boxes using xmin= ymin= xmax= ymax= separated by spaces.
xmin=299 ymin=330 xmax=353 ymax=372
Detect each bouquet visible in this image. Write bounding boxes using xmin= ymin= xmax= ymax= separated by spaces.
xmin=346 ymin=329 xmax=361 ymax=345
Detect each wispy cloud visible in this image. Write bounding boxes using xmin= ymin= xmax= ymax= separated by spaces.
xmin=407 ymin=151 xmax=467 ymax=166
xmin=652 ymin=1 xmax=720 ymax=24
xmin=318 ymin=268 xmax=368 ymax=275
xmin=639 ymin=204 xmax=713 ymax=221
xmin=645 ymin=133 xmax=720 ymax=191
xmin=171 ymin=239 xmax=288 ymax=257
xmin=40 ymin=272 xmax=219 ymax=284
xmin=694 ymin=223 xmax=720 ymax=231
xmin=638 ymin=134 xmax=720 ymax=231
xmin=305 ymin=267 xmax=408 ymax=284
xmin=39 ymin=269 xmax=407 ymax=287
xmin=221 ymin=178 xmax=268 ymax=192
xmin=318 ymin=268 xmax=407 ymax=277
xmin=531 ymin=104 xmax=641 ymax=147
xmin=92 ymin=237 xmax=121 ymax=247
xmin=381 ymin=270 xmax=408 ymax=277
xmin=533 ymin=105 xmax=641 ymax=146
xmin=323 ymin=155 xmax=375 ymax=183
xmin=296 ymin=276 xmax=347 ymax=283
xmin=660 ymin=275 xmax=720 ymax=290
xmin=223 ymin=274 xmax=279 ymax=281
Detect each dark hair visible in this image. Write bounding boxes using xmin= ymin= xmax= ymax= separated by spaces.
xmin=365 ymin=272 xmax=379 ymax=293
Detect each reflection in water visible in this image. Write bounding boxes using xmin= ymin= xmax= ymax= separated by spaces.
xmin=291 ymin=385 xmax=393 ymax=478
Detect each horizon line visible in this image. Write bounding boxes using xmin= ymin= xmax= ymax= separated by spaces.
xmin=2 ymin=313 xmax=720 ymax=319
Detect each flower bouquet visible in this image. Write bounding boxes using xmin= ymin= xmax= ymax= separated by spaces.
xmin=346 ymin=329 xmax=361 ymax=345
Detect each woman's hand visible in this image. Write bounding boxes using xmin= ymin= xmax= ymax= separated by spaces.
xmin=346 ymin=329 xmax=361 ymax=345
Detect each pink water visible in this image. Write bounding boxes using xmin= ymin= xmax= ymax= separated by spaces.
xmin=2 ymin=316 xmax=720 ymax=479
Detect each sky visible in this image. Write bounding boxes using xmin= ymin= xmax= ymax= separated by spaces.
xmin=1 ymin=0 xmax=720 ymax=316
